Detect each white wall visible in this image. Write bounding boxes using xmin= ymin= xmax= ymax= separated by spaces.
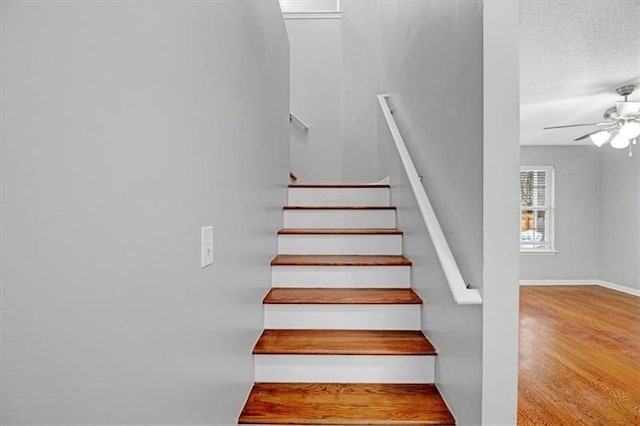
xmin=1 ymin=2 xmax=289 ymax=424
xmin=285 ymin=0 xmax=380 ymax=183
xmin=286 ymin=16 xmax=343 ymax=182
xmin=376 ymin=2 xmax=486 ymax=425
xmin=340 ymin=0 xmax=379 ymax=182
xmin=482 ymin=2 xmax=520 ymax=425
xmin=520 ymin=146 xmax=601 ymax=280
xmin=599 ymin=147 xmax=640 ymax=289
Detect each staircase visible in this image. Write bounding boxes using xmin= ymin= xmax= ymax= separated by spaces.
xmin=238 ymin=184 xmax=455 ymax=425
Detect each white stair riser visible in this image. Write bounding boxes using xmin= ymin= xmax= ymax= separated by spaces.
xmin=278 ymin=234 xmax=402 ymax=255
xmin=288 ymin=187 xmax=390 ymax=207
xmin=264 ymin=304 xmax=421 ymax=330
xmin=271 ymin=266 xmax=411 ymax=288
xmin=254 ymin=355 xmax=435 ymax=383
xmin=283 ymin=210 xmax=396 ymax=229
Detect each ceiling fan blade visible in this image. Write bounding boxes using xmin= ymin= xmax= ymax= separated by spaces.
xmin=543 ymin=123 xmax=600 ymax=130
xmin=573 ymin=129 xmax=606 ymax=142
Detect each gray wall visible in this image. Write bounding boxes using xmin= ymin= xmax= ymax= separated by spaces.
xmin=286 ymin=16 xmax=343 ymax=182
xmin=1 ymin=2 xmax=289 ymax=424
xmin=599 ymin=147 xmax=640 ymax=289
xmin=340 ymin=0 xmax=380 ymax=183
xmin=520 ymin=145 xmax=640 ymax=291
xmin=520 ymin=146 xmax=601 ymax=280
xmin=376 ymin=2 xmax=484 ymax=425
xmin=285 ymin=0 xmax=380 ymax=183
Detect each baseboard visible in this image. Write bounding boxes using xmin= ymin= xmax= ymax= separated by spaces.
xmin=519 ymin=279 xmax=599 ymax=286
xmin=520 ymin=279 xmax=640 ymax=297
xmin=597 ymin=280 xmax=640 ymax=297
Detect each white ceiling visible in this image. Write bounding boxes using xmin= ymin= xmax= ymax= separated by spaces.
xmin=520 ymin=0 xmax=640 ymax=146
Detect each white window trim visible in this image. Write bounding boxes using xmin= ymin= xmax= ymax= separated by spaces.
xmin=520 ymin=165 xmax=556 ymax=254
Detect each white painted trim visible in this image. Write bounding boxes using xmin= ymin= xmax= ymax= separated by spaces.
xmin=519 ymin=279 xmax=599 ymax=286
xmin=282 ymin=11 xmax=342 ymax=20
xmin=287 ymin=187 xmax=390 ymax=207
xmin=283 ymin=209 xmax=396 ymax=229
xmin=377 ymin=94 xmax=482 ymax=305
xmin=519 ymin=279 xmax=640 ymax=297
xmin=264 ymin=304 xmax=421 ymax=330
xmin=278 ymin=233 xmax=403 ymax=255
xmin=271 ymin=265 xmax=411 ymax=288
xmin=598 ymin=280 xmax=640 ymax=297
xmin=254 ymin=354 xmax=435 ymax=383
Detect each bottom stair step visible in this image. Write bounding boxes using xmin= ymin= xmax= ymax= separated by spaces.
xmin=238 ymin=382 xmax=455 ymax=425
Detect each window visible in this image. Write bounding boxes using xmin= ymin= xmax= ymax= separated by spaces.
xmin=520 ymin=166 xmax=555 ymax=252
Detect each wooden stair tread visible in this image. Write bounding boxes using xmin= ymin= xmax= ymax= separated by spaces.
xmin=289 ymin=184 xmax=390 ymax=188
xmin=238 ymin=382 xmax=456 ymax=425
xmin=253 ymin=329 xmax=436 ymax=355
xmin=284 ymin=205 xmax=396 ymax=210
xmin=278 ymin=228 xmax=403 ymax=235
xmin=271 ymin=255 xmax=412 ymax=267
xmin=264 ymin=288 xmax=422 ymax=305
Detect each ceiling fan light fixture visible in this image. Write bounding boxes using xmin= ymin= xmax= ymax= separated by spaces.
xmin=590 ymin=130 xmax=611 ymax=147
xmin=616 ymin=101 xmax=640 ymax=118
xmin=619 ymin=121 xmax=640 ymax=140
xmin=610 ymin=134 xmax=631 ymax=149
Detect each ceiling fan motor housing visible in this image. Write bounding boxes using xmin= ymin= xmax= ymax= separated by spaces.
xmin=603 ymin=85 xmax=639 ymax=119
xmin=616 ymin=84 xmax=636 ymax=98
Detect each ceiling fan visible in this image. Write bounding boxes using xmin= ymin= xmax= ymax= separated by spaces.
xmin=544 ymin=85 xmax=640 ymax=157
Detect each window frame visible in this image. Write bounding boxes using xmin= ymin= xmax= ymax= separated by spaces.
xmin=520 ymin=165 xmax=556 ymax=254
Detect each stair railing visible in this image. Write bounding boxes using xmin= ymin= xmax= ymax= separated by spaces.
xmin=289 ymin=112 xmax=310 ymax=132
xmin=377 ymin=94 xmax=483 ymax=306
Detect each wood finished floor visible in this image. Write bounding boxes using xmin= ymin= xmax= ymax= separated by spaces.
xmin=263 ymin=288 xmax=423 ymax=305
xmin=271 ymin=255 xmax=412 ymax=266
xmin=238 ymin=383 xmax=455 ymax=425
xmin=518 ymin=285 xmax=640 ymax=425
xmin=277 ymin=228 xmax=403 ymax=235
xmin=253 ymin=329 xmax=436 ymax=355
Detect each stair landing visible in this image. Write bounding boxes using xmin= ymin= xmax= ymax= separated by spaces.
xmin=238 ymin=382 xmax=456 ymax=425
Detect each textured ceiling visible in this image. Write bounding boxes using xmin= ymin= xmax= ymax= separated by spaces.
xmin=520 ymin=0 xmax=640 ymax=145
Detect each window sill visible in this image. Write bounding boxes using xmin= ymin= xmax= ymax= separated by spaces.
xmin=520 ymin=250 xmax=558 ymax=256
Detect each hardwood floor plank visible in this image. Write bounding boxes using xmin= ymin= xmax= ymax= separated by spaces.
xmin=271 ymin=255 xmax=412 ymax=266
xmin=263 ymin=288 xmax=423 ymax=305
xmin=289 ymin=184 xmax=391 ymax=188
xmin=238 ymin=383 xmax=455 ymax=425
xmin=284 ymin=206 xmax=396 ymax=210
xmin=518 ymin=285 xmax=640 ymax=425
xmin=278 ymin=228 xmax=403 ymax=235
xmin=253 ymin=329 xmax=436 ymax=355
